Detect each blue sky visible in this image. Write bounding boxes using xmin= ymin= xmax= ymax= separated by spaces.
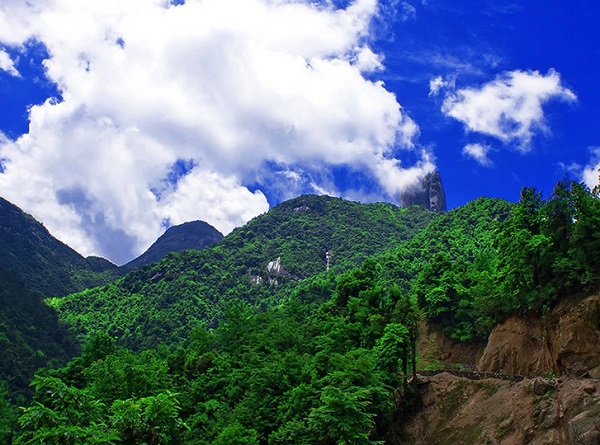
xmin=0 ymin=0 xmax=598 ymax=264
xmin=374 ymin=0 xmax=600 ymax=207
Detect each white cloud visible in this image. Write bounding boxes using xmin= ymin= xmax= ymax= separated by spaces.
xmin=355 ymin=45 xmax=383 ymax=72
xmin=441 ymin=69 xmax=576 ymax=150
xmin=429 ymin=75 xmax=454 ymax=97
xmin=462 ymin=143 xmax=492 ymax=167
xmin=159 ymin=168 xmax=269 ymax=235
xmin=0 ymin=0 xmax=429 ymax=263
xmin=0 ymin=48 xmax=19 ymax=76
xmin=582 ymin=147 xmax=600 ymax=190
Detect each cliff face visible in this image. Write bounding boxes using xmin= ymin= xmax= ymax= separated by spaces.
xmin=417 ymin=322 xmax=486 ymax=369
xmin=400 ymin=373 xmax=600 ymax=445
xmin=400 ymin=171 xmax=447 ymax=212
xmin=402 ymin=294 xmax=600 ymax=445
xmin=417 ymin=294 xmax=600 ymax=377
xmin=477 ymin=294 xmax=600 ymax=378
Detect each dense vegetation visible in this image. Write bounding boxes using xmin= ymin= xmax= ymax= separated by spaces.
xmin=2 ymin=179 xmax=600 ymax=444
xmin=0 ymin=197 xmax=121 ymax=405
xmin=47 ymin=195 xmax=436 ymax=350
xmin=0 ymin=268 xmax=79 ymax=402
xmin=11 ymin=268 xmax=420 ymax=445
xmin=412 ymin=181 xmax=600 ymax=341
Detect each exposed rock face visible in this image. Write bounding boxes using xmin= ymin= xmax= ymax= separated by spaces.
xmin=476 ymin=316 xmax=554 ymax=376
xmin=477 ymin=294 xmax=600 ymax=377
xmin=122 ymin=220 xmax=223 ymax=271
xmin=400 ymin=170 xmax=447 ymax=212
xmin=405 ymin=295 xmax=600 ymax=444
xmin=267 ymin=257 xmax=285 ymax=275
xmin=400 ymin=372 xmax=600 ymax=445
xmin=418 ymin=322 xmax=486 ymax=369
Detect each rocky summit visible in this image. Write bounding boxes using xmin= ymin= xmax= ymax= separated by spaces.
xmin=401 ymin=170 xmax=447 ymax=212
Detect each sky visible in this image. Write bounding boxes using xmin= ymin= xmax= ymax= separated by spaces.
xmin=0 ymin=0 xmax=598 ymax=265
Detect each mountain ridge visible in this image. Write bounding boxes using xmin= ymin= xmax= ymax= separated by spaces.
xmin=0 ymin=196 xmax=120 ymax=297
xmin=121 ymin=220 xmax=223 ymax=271
xmin=48 ymin=194 xmax=439 ymax=349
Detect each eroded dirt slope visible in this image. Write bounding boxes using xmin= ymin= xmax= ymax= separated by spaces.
xmin=478 ymin=295 xmax=600 ymax=378
xmin=401 ymin=372 xmax=600 ymax=445
xmin=403 ymin=294 xmax=600 ymax=445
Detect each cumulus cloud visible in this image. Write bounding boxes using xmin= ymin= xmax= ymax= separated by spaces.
xmin=462 ymin=143 xmax=492 ymax=167
xmin=582 ymin=147 xmax=600 ymax=190
xmin=441 ymin=69 xmax=576 ymax=149
xmin=0 ymin=0 xmax=429 ymax=263
xmin=0 ymin=48 xmax=19 ymax=76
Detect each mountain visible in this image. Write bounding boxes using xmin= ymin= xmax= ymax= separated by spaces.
xmin=48 ymin=195 xmax=438 ymax=349
xmin=0 ymin=197 xmax=219 ymax=401
xmin=0 ymin=196 xmax=120 ymax=298
xmin=400 ymin=170 xmax=447 ymax=212
xmin=9 ymin=181 xmax=600 ymax=445
xmin=121 ymin=220 xmax=223 ymax=272
xmin=47 ymin=194 xmax=512 ymax=351
xmin=0 ymin=268 xmax=78 ymax=400
xmin=0 ymin=196 xmax=121 ymax=400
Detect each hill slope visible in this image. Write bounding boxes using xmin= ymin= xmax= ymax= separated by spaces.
xmin=48 ymin=195 xmax=437 ymax=349
xmin=0 ymin=196 xmax=120 ymax=297
xmin=11 ymin=182 xmax=600 ymax=444
xmin=0 ymin=268 xmax=78 ymax=399
xmin=0 ymin=196 xmax=122 ymax=400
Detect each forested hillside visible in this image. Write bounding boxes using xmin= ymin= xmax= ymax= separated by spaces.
xmin=47 ymin=195 xmax=436 ymax=350
xmin=3 ymin=180 xmax=600 ymax=444
xmin=0 ymin=199 xmax=233 ymax=405
xmin=0 ymin=197 xmax=120 ymax=298
xmin=0 ymin=197 xmax=120 ymax=404
xmin=0 ymin=269 xmax=78 ymax=402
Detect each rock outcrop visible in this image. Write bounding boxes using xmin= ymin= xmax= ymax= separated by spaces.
xmin=417 ymin=322 xmax=486 ymax=369
xmin=400 ymin=372 xmax=600 ymax=445
xmin=400 ymin=170 xmax=447 ymax=212
xmin=403 ymin=294 xmax=600 ymax=444
xmin=477 ymin=294 xmax=600 ymax=377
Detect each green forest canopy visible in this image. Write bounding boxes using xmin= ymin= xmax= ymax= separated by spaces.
xmin=3 ymin=180 xmax=600 ymax=444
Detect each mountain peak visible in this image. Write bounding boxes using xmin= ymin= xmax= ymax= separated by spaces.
xmin=400 ymin=170 xmax=447 ymax=212
xmin=121 ymin=220 xmax=223 ymax=271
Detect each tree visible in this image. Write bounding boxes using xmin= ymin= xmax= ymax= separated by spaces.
xmin=373 ymin=323 xmax=409 ymax=379
xmin=17 ymin=376 xmax=116 ymax=445
xmin=494 ymin=187 xmax=553 ymax=312
xmin=0 ymin=382 xmax=16 ymax=445
xmin=307 ymin=385 xmax=381 ymax=445
xmin=110 ymin=392 xmax=187 ymax=445
xmin=211 ymin=423 xmax=259 ymax=445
